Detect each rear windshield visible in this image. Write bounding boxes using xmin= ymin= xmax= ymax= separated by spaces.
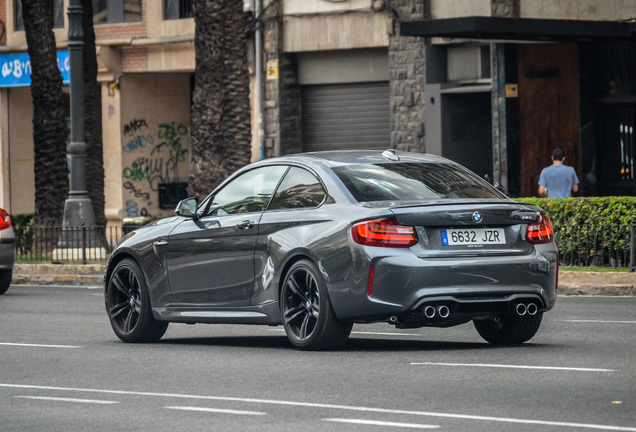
xmin=333 ymin=163 xmax=503 ymax=202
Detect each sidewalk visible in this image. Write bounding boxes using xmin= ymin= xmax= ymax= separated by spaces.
xmin=11 ymin=264 xmax=636 ymax=295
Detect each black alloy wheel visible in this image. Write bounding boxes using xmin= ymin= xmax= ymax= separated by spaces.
xmin=281 ymin=259 xmax=352 ymax=351
xmin=106 ymin=259 xmax=168 ymax=343
xmin=473 ymin=313 xmax=543 ymax=344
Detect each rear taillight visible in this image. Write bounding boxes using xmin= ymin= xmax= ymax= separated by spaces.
xmin=0 ymin=209 xmax=11 ymax=231
xmin=352 ymin=218 xmax=418 ymax=248
xmin=526 ymin=215 xmax=553 ymax=244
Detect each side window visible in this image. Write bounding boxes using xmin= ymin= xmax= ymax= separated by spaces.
xmin=268 ymin=167 xmax=326 ymax=210
xmin=164 ymin=0 xmax=193 ymax=20
xmin=15 ymin=0 xmax=64 ymax=30
xmin=93 ymin=0 xmax=142 ymax=23
xmin=204 ymin=166 xmax=288 ymax=217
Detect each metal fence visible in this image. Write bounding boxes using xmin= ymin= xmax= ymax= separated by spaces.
xmin=12 ymin=223 xmax=636 ymax=270
xmin=553 ymin=224 xmax=635 ymax=270
xmin=14 ymin=226 xmax=124 ymax=264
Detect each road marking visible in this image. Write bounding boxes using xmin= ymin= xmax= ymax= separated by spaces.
xmin=351 ymin=331 xmax=423 ymax=337
xmin=15 ymin=396 xmax=118 ymax=404
xmin=1 ymin=383 xmax=635 ymax=431
xmin=12 ymin=284 xmax=102 ymax=290
xmin=410 ymin=362 xmax=615 ymax=373
xmin=269 ymin=329 xmax=423 ymax=337
xmin=166 ymin=406 xmax=265 ymax=416
xmin=0 ymin=342 xmax=81 ymax=349
xmin=555 ymin=319 xmax=636 ymax=324
xmin=324 ymin=418 xmax=439 ymax=429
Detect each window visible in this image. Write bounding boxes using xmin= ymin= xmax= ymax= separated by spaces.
xmin=92 ymin=0 xmax=141 ymax=24
xmin=164 ymin=0 xmax=193 ymax=20
xmin=15 ymin=0 xmax=64 ymax=31
xmin=333 ymin=163 xmax=504 ymax=202
xmin=204 ymin=166 xmax=288 ymax=217
xmin=268 ymin=167 xmax=326 ymax=210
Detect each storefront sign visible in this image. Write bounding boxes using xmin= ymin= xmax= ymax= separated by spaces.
xmin=0 ymin=50 xmax=70 ymax=87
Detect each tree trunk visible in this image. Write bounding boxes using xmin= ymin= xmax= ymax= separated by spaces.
xmin=82 ymin=0 xmax=106 ymax=226
xmin=21 ymin=0 xmax=69 ymax=226
xmin=189 ymin=0 xmax=252 ymax=199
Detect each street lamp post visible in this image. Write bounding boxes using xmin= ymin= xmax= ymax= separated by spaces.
xmin=58 ymin=0 xmax=96 ymax=250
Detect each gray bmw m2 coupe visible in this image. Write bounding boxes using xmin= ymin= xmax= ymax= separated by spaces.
xmin=105 ymin=150 xmax=558 ymax=350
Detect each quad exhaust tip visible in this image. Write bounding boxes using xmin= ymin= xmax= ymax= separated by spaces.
xmin=437 ymin=305 xmax=450 ymax=319
xmin=515 ymin=302 xmax=538 ymax=316
xmin=423 ymin=305 xmax=450 ymax=319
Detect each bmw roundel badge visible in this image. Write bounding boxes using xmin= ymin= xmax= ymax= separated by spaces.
xmin=472 ymin=211 xmax=482 ymax=223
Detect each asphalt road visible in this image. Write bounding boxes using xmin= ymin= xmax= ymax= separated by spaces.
xmin=0 ymin=284 xmax=634 ymax=432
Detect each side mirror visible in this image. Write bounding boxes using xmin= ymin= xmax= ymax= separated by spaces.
xmin=175 ymin=198 xmax=198 ymax=219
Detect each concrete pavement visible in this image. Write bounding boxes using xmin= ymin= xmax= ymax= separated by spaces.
xmin=10 ymin=263 xmax=636 ymax=295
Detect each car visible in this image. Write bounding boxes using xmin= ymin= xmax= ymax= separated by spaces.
xmin=104 ymin=150 xmax=558 ymax=350
xmin=0 ymin=208 xmax=16 ymax=295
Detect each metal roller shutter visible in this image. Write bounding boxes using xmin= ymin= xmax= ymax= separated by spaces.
xmin=301 ymin=82 xmax=390 ymax=152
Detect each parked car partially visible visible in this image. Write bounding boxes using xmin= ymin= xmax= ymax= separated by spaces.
xmin=0 ymin=209 xmax=15 ymax=294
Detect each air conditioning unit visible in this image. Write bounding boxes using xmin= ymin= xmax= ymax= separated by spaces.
xmin=447 ymin=45 xmax=491 ymax=83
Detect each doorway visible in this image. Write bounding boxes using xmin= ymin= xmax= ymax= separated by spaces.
xmin=442 ymin=92 xmax=493 ymax=183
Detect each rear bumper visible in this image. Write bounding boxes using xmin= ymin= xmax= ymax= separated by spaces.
xmin=329 ymin=245 xmax=558 ymax=322
xmin=0 ymin=242 xmax=16 ymax=270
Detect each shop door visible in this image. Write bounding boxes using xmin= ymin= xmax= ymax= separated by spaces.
xmin=442 ymin=92 xmax=493 ymax=183
xmin=301 ymin=82 xmax=390 ymax=151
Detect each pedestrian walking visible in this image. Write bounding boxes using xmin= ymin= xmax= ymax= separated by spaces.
xmin=538 ymin=148 xmax=579 ymax=198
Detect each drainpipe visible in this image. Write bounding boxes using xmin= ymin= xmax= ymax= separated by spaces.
xmin=255 ymin=0 xmax=266 ymax=160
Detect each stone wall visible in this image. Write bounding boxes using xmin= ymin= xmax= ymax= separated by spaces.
xmin=263 ymin=0 xmax=302 ymax=157
xmin=388 ymin=0 xmax=428 ymax=152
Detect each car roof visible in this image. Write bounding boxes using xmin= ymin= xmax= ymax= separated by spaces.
xmin=266 ymin=150 xmax=451 ymax=167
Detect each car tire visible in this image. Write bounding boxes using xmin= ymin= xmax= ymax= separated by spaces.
xmin=0 ymin=269 xmax=11 ymax=295
xmin=281 ymin=259 xmax=353 ymax=351
xmin=106 ymin=258 xmax=168 ymax=343
xmin=473 ymin=313 xmax=543 ymax=344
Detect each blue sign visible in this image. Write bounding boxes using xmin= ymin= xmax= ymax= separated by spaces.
xmin=0 ymin=50 xmax=70 ymax=87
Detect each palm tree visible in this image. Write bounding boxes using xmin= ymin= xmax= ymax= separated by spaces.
xmin=188 ymin=0 xmax=252 ymax=199
xmin=21 ymin=0 xmax=69 ymax=226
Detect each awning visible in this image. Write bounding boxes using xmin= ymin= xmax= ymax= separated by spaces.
xmin=400 ymin=16 xmax=636 ymax=43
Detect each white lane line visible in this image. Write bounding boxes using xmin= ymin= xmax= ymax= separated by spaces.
xmin=555 ymin=319 xmax=636 ymax=324
xmin=410 ymin=362 xmax=615 ymax=373
xmin=15 ymin=396 xmax=118 ymax=404
xmin=269 ymin=329 xmax=423 ymax=337
xmin=351 ymin=331 xmax=423 ymax=337
xmin=12 ymin=284 xmax=102 ymax=290
xmin=324 ymin=418 xmax=439 ymax=429
xmin=0 ymin=342 xmax=81 ymax=349
xmin=1 ymin=383 xmax=635 ymax=431
xmin=166 ymin=406 xmax=265 ymax=416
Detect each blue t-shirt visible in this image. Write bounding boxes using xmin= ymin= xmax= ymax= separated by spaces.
xmin=538 ymin=164 xmax=579 ymax=198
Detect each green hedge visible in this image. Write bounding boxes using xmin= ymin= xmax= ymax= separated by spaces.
xmin=515 ymin=197 xmax=636 ymax=267
xmin=514 ymin=197 xmax=636 ymax=226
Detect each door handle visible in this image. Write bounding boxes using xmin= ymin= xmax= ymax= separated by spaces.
xmin=236 ymin=220 xmax=254 ymax=231
xmin=153 ymin=240 xmax=168 ymax=246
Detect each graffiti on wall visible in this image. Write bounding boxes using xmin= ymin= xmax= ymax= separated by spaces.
xmin=121 ymin=119 xmax=190 ymax=218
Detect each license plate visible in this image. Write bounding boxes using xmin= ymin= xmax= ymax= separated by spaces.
xmin=441 ymin=228 xmax=506 ymax=246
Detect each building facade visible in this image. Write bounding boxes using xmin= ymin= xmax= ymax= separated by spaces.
xmin=0 ymin=0 xmax=635 ymax=228
xmin=0 ymin=0 xmax=198 ymax=226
